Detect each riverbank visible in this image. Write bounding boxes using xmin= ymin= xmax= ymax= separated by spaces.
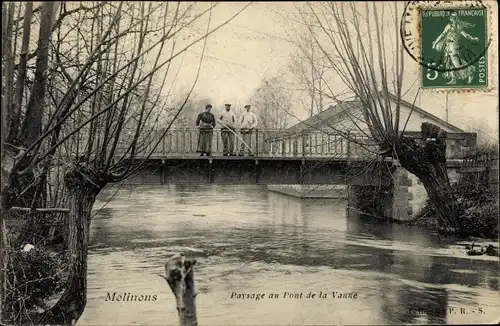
xmin=399 ymin=179 xmax=499 ymax=241
xmin=267 ymin=185 xmax=347 ymax=199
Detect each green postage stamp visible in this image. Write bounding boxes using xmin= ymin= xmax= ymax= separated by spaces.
xmin=419 ymin=7 xmax=489 ymax=89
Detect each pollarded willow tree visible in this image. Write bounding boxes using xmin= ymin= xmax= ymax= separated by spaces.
xmin=292 ymin=2 xmax=465 ymax=230
xmin=1 ymin=1 xmax=250 ymax=324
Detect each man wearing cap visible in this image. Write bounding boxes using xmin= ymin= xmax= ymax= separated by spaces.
xmin=219 ymin=103 xmax=236 ymax=156
xmin=196 ymin=104 xmax=216 ymax=156
xmin=238 ymin=104 xmax=258 ymax=156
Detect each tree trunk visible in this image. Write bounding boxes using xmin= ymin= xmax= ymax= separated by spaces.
xmin=394 ymin=123 xmax=464 ymax=230
xmin=165 ymin=254 xmax=198 ymax=326
xmin=0 ymin=4 xmax=16 ymax=320
xmin=18 ymin=1 xmax=56 ymax=146
xmin=6 ymin=2 xmax=33 ymax=145
xmin=35 ymin=165 xmax=105 ymax=325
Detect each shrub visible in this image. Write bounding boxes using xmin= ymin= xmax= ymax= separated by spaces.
xmin=414 ymin=188 xmax=498 ymax=238
xmin=460 ymin=196 xmax=498 ymax=238
xmin=3 ymin=246 xmax=67 ymax=324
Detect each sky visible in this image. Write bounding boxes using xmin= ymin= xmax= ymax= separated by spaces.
xmin=165 ymin=2 xmax=295 ymax=108
xmin=159 ymin=2 xmax=499 ymax=139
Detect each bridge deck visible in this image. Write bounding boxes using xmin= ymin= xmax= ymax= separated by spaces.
xmin=120 ymin=154 xmax=463 ymax=186
xmin=116 ymin=153 xmax=463 ymax=167
xmin=130 ymin=154 xmax=377 ymax=161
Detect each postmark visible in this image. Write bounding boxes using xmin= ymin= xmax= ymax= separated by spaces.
xmin=400 ymin=1 xmax=492 ymax=90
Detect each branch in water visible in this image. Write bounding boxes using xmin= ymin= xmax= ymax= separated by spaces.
xmin=164 ymin=253 xmax=198 ymax=326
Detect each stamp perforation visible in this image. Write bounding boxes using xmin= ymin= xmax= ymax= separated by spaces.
xmin=403 ymin=1 xmax=496 ymax=93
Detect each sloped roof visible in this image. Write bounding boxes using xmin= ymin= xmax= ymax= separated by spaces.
xmin=286 ymin=93 xmax=464 ymax=133
xmin=385 ymin=93 xmax=464 ymax=132
xmin=286 ymin=100 xmax=362 ymax=134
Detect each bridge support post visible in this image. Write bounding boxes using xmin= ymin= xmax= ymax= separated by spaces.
xmin=208 ymin=158 xmax=213 ymax=183
xmin=298 ymin=160 xmax=306 ymax=185
xmin=161 ymin=159 xmax=166 ymax=185
xmin=390 ymin=164 xmax=412 ymax=221
xmin=255 ymin=159 xmax=260 ymax=184
xmin=347 ymin=165 xmax=412 ymax=221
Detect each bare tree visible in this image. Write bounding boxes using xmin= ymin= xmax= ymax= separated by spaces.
xmin=1 ymin=2 xmax=250 ymax=324
xmin=292 ymin=2 xmax=464 ymax=229
xmin=250 ymin=74 xmax=292 ymax=129
xmin=289 ymin=31 xmax=329 ymax=117
xmin=462 ymin=115 xmax=498 ymax=147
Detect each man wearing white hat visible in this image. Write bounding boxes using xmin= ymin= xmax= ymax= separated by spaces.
xmin=238 ymin=104 xmax=257 ymax=156
xmin=220 ymin=103 xmax=236 ymax=156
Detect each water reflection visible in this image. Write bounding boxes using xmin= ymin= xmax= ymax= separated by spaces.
xmin=79 ymin=185 xmax=499 ymax=325
xmin=380 ymin=281 xmax=448 ymax=325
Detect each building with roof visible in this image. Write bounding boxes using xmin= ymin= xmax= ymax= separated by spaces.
xmin=287 ymin=93 xmax=464 ymax=133
xmin=268 ymin=92 xmax=475 ymax=159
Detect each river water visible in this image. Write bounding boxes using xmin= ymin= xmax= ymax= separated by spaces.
xmin=78 ymin=185 xmax=499 ymax=325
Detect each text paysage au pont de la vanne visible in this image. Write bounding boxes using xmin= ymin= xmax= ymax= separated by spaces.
xmin=230 ymin=291 xmax=358 ymax=301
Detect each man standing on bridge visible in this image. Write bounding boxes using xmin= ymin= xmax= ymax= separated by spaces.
xmin=219 ymin=103 xmax=236 ymax=156
xmin=239 ymin=104 xmax=258 ymax=156
xmin=196 ymin=104 xmax=216 ymax=156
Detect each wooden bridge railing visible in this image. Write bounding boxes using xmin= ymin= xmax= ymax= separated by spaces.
xmin=113 ymin=128 xmax=476 ymax=159
xmin=115 ymin=129 xmax=378 ymax=158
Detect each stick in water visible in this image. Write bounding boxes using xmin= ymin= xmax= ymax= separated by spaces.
xmin=164 ymin=253 xmax=198 ymax=326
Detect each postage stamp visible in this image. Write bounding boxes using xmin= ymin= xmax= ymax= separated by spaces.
xmin=2 ymin=2 xmax=499 ymax=326
xmin=420 ymin=7 xmax=488 ymax=88
xmin=401 ymin=0 xmax=494 ymax=91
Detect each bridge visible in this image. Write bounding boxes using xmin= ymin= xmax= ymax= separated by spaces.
xmin=114 ymin=128 xmax=476 ymax=186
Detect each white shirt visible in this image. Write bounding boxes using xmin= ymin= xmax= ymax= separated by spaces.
xmin=219 ymin=110 xmax=236 ymax=128
xmin=239 ymin=111 xmax=258 ymax=129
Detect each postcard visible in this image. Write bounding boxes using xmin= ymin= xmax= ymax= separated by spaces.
xmin=1 ymin=1 xmax=498 ymax=325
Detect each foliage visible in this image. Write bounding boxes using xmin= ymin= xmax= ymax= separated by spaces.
xmin=461 ymin=197 xmax=498 ymax=238
xmin=415 ymin=191 xmax=498 ymax=239
xmin=3 ymin=247 xmax=67 ymax=323
xmin=414 ymin=144 xmax=499 ymax=239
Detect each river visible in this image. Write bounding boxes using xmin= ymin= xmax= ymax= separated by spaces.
xmin=78 ymin=184 xmax=499 ymax=325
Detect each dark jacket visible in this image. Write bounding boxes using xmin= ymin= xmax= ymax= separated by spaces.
xmin=196 ymin=112 xmax=216 ymax=130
